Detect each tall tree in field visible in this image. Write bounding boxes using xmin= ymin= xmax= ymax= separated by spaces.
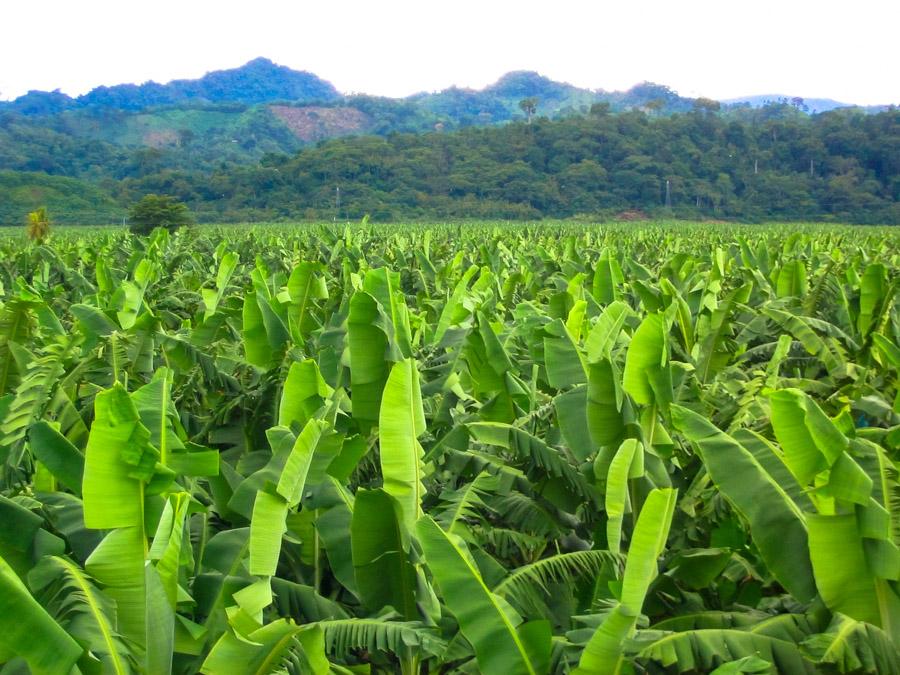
xmin=129 ymin=194 xmax=193 ymax=235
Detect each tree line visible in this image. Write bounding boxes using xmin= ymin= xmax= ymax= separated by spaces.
xmin=119 ymin=103 xmax=899 ymax=223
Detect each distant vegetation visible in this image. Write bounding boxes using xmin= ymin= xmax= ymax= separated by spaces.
xmin=128 ymin=194 xmax=193 ymax=234
xmin=0 ymin=59 xmax=896 ymax=225
xmin=3 ymin=105 xmax=893 ymax=225
xmin=0 ymin=171 xmax=120 ymax=225
xmin=171 ymin=105 xmax=898 ymax=223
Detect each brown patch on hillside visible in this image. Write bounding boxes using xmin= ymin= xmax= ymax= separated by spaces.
xmin=270 ymin=105 xmax=372 ymax=143
xmin=143 ymin=129 xmax=179 ymax=148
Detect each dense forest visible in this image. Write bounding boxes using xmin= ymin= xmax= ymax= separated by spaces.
xmin=0 ymin=60 xmax=897 ymax=225
xmin=7 ymin=103 xmax=893 ymax=225
xmin=171 ymin=104 xmax=899 ymax=223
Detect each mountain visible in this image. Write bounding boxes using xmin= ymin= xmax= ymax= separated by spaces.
xmin=3 ymin=59 xmax=889 ymax=120
xmin=0 ymin=63 xmax=705 ymax=180
xmin=483 ymin=71 xmax=586 ymax=102
xmin=406 ymin=71 xmax=604 ymax=127
xmin=0 ymin=61 xmax=700 ymax=122
xmin=1 ymin=58 xmax=339 ymax=115
xmin=723 ymin=94 xmax=891 ymax=114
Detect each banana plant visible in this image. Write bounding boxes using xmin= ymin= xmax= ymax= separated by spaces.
xmin=574 ymin=487 xmax=677 ymax=674
xmin=4 ymin=223 xmax=900 ymax=674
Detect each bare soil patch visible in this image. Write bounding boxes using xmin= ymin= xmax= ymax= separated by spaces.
xmin=270 ymin=105 xmax=372 ymax=142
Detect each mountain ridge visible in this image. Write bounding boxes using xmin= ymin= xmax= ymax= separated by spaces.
xmin=2 ymin=58 xmax=340 ymax=114
xmin=723 ymin=94 xmax=890 ymax=114
xmin=3 ymin=57 xmax=892 ymax=115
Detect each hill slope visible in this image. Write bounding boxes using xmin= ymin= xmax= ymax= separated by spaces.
xmin=3 ymin=58 xmax=339 ymax=114
xmin=4 ymin=103 xmax=895 ymax=226
xmin=0 ymin=171 xmax=121 ymax=224
xmin=0 ymin=62 xmax=719 ymax=183
xmin=3 ymin=59 xmax=890 ymax=182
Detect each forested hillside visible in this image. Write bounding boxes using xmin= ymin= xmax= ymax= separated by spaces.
xmin=112 ymin=105 xmax=899 ymax=224
xmin=0 ymin=58 xmax=896 ymax=225
xmin=0 ymin=63 xmax=703 ymax=181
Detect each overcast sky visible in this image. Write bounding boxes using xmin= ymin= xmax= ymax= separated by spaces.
xmin=2 ymin=0 xmax=898 ymax=105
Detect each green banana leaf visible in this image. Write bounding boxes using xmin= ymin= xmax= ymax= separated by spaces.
xmin=553 ymin=385 xmax=593 ymax=461
xmin=0 ymin=553 xmax=82 ymax=675
xmin=637 ymin=629 xmax=816 ymax=673
xmin=287 ymin=261 xmax=328 ymax=342
xmin=351 ymin=489 xmax=418 ymax=618
xmin=249 ymin=490 xmax=289 ymax=577
xmin=807 ymin=513 xmax=881 ymax=626
xmin=587 ymin=359 xmax=626 ymax=450
xmin=29 ymin=420 xmax=84 ymax=495
xmin=585 ymin=300 xmax=629 ymax=364
xmin=278 ymin=359 xmax=332 ymax=431
xmin=592 ymin=248 xmax=624 ymax=305
xmin=575 ymin=487 xmax=677 ymax=674
xmin=802 ymin=612 xmax=900 ymax=672
xmin=776 ymin=259 xmax=808 ymax=299
xmin=671 ymin=405 xmax=816 ymax=602
xmin=201 ymin=621 xmax=328 ymax=675
xmin=380 ymin=358 xmax=427 ymax=532
xmin=768 ymin=388 xmax=847 ymax=486
xmin=417 ymin=515 xmax=544 ymax=675
xmin=201 ymin=251 xmax=239 ymax=321
xmin=364 ymin=267 xmax=413 ymax=358
xmin=605 ymin=439 xmax=641 ymax=556
xmin=84 ymin=526 xmax=147 ymax=654
xmin=277 ymin=418 xmax=328 ymax=506
xmin=82 ymin=383 xmax=159 ymax=530
xmin=433 ymin=264 xmax=478 ymax=345
xmin=623 ymin=313 xmax=669 ymax=407
xmin=28 ymin=554 xmax=134 ymax=675
xmin=348 ymin=291 xmax=396 ymax=425
xmin=858 ymin=263 xmax=886 ymax=337
xmin=242 ymin=290 xmax=288 ymax=370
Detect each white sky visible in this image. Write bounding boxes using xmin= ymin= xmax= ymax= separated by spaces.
xmin=2 ymin=0 xmax=898 ymax=105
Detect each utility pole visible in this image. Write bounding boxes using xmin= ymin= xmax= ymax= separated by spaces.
xmin=809 ymin=159 xmax=814 ymax=177
xmin=334 ymin=186 xmax=341 ymax=222
xmin=754 ymin=158 xmax=758 ymax=175
xmin=664 ymin=180 xmax=671 ymax=208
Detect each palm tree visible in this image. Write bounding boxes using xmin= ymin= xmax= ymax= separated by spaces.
xmin=26 ymin=206 xmax=51 ymax=243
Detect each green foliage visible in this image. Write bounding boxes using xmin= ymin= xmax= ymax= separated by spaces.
xmin=126 ymin=106 xmax=900 ymax=223
xmin=0 ymin=171 xmax=121 ymax=226
xmin=1 ymin=221 xmax=900 ymax=673
xmin=128 ymin=194 xmax=193 ymax=235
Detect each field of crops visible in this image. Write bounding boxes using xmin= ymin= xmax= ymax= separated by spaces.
xmin=2 ymin=221 xmax=900 ymax=674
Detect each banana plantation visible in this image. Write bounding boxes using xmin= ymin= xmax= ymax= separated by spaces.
xmin=2 ymin=222 xmax=900 ymax=674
